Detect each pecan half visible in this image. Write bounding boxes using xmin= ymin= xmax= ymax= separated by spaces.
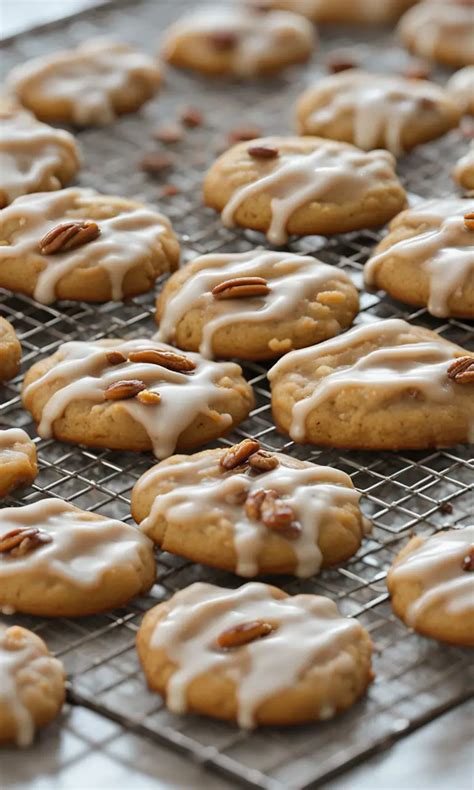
xmin=462 ymin=547 xmax=474 ymax=572
xmin=39 ymin=221 xmax=100 ymax=255
xmin=106 ymin=351 xmax=127 ymax=365
xmin=212 ymin=276 xmax=270 ymax=300
xmin=137 ymin=389 xmax=161 ymax=405
xmin=128 ymin=348 xmax=196 ymax=372
xmin=209 ymin=31 xmax=237 ymax=50
xmin=104 ymin=379 xmax=146 ymax=400
xmin=464 ymin=212 xmax=474 ymax=231
xmin=217 ymin=621 xmax=274 ymax=649
xmin=0 ymin=527 xmax=52 ymax=558
xmin=248 ymin=145 xmax=279 ymax=160
xmin=248 ymin=450 xmax=279 ymax=473
xmin=244 ymin=488 xmax=267 ymax=520
xmin=220 ymin=438 xmax=261 ymax=470
xmin=447 ymin=356 xmax=474 ymax=384
xmin=245 ymin=488 xmax=301 ymax=539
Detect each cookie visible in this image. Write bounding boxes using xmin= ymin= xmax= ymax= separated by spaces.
xmin=137 ymin=581 xmax=373 ymax=727
xmin=156 ymin=250 xmax=359 ymax=360
xmin=453 ymin=143 xmax=474 ymax=193
xmin=0 ymin=106 xmax=80 ymax=208
xmin=398 ymin=1 xmax=474 ymax=69
xmin=0 ymin=429 xmax=37 ymax=498
xmin=0 ymin=187 xmax=179 ymax=304
xmin=0 ymin=625 xmax=65 ymax=746
xmin=296 ymin=70 xmax=461 ymax=156
xmin=447 ymin=66 xmax=474 ymax=115
xmin=269 ymin=318 xmax=474 ymax=450
xmin=0 ymin=498 xmax=156 ymax=617
xmin=250 ymin=0 xmax=416 ymax=24
xmin=0 ymin=317 xmax=21 ymax=382
xmin=22 ymin=340 xmax=254 ymax=458
xmin=162 ymin=5 xmax=315 ymax=77
xmin=204 ymin=136 xmax=407 ymax=245
xmin=387 ymin=527 xmax=474 ymax=647
xmin=365 ymin=199 xmax=474 ymax=318
xmin=8 ymin=38 xmax=161 ymax=126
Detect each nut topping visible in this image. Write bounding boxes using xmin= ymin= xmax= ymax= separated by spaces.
xmin=217 ymin=621 xmax=274 ymax=649
xmin=220 ymin=438 xmax=261 ymax=470
xmin=137 ymin=389 xmax=161 ymax=405
xmin=462 ymin=547 xmax=474 ymax=572
xmin=248 ymin=145 xmax=279 ymax=160
xmin=212 ymin=276 xmax=270 ymax=300
xmin=447 ymin=356 xmax=474 ymax=384
xmin=128 ymin=348 xmax=196 ymax=372
xmin=106 ymin=350 xmax=127 ymax=365
xmin=248 ymin=450 xmax=279 ymax=473
xmin=0 ymin=527 xmax=52 ymax=558
xmin=245 ymin=488 xmax=301 ymax=539
xmin=104 ymin=379 xmax=146 ymax=400
xmin=39 ymin=221 xmax=100 ymax=255
xmin=464 ymin=212 xmax=474 ymax=231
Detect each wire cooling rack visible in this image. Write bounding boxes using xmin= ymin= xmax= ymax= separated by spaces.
xmin=1 ymin=1 xmax=473 ymax=787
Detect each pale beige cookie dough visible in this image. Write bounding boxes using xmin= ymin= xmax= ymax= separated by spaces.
xmin=0 ymin=317 xmax=21 ymax=382
xmin=0 ymin=187 xmax=180 ymax=304
xmin=0 ymin=498 xmax=156 ymax=617
xmin=453 ymin=143 xmax=474 ymax=193
xmin=203 ymin=136 xmax=407 ymax=245
xmin=0 ymin=625 xmax=66 ymax=746
xmin=365 ymin=199 xmax=474 ymax=318
xmin=156 ymin=250 xmax=359 ymax=360
xmin=8 ymin=38 xmax=161 ymax=126
xmin=297 ymin=70 xmax=461 ymax=156
xmin=387 ymin=526 xmax=474 ymax=647
xmin=22 ymin=339 xmax=254 ymax=459
xmin=132 ymin=442 xmax=370 ymax=578
xmin=162 ymin=5 xmax=315 ymax=77
xmin=0 ymin=429 xmax=37 ymax=498
xmin=447 ymin=66 xmax=474 ymax=115
xmin=269 ymin=318 xmax=474 ymax=450
xmin=137 ymin=581 xmax=373 ymax=727
xmin=250 ymin=0 xmax=416 ymax=24
xmin=0 ymin=106 xmax=80 ymax=208
xmin=398 ymin=1 xmax=474 ymax=69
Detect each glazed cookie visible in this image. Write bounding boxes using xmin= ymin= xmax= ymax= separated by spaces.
xmin=0 ymin=429 xmax=37 ymax=498
xmin=453 ymin=144 xmax=474 ymax=193
xmin=296 ymin=70 xmax=461 ymax=156
xmin=0 ymin=188 xmax=179 ymax=304
xmin=132 ymin=442 xmax=369 ymax=578
xmin=0 ymin=106 xmax=80 ymax=208
xmin=137 ymin=581 xmax=373 ymax=727
xmin=0 ymin=625 xmax=65 ymax=746
xmin=8 ymin=38 xmax=161 ymax=126
xmin=387 ymin=527 xmax=474 ymax=647
xmin=156 ymin=250 xmax=359 ymax=360
xmin=269 ymin=318 xmax=474 ymax=450
xmin=365 ymin=199 xmax=474 ymax=318
xmin=204 ymin=136 xmax=407 ymax=245
xmin=22 ymin=340 xmax=254 ymax=458
xmin=447 ymin=66 xmax=474 ymax=115
xmin=0 ymin=498 xmax=156 ymax=617
xmin=0 ymin=317 xmax=21 ymax=382
xmin=398 ymin=1 xmax=474 ymax=69
xmin=162 ymin=5 xmax=315 ymax=77
xmin=250 ymin=0 xmax=416 ymax=24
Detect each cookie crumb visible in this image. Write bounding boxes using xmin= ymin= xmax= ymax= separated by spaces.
xmin=326 ymin=50 xmax=358 ymax=73
xmin=153 ymin=124 xmax=183 ymax=144
xmin=439 ymin=502 xmax=453 ymax=514
xmin=180 ymin=107 xmax=203 ymax=128
xmin=161 ymin=183 xmax=181 ymax=196
xmin=140 ymin=153 xmax=174 ymax=174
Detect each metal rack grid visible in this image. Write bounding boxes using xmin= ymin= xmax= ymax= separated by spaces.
xmin=1 ymin=1 xmax=473 ymax=787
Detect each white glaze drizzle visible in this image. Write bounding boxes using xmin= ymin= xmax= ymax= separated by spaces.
xmin=390 ymin=526 xmax=474 ymax=625
xmin=365 ymin=199 xmax=474 ymax=317
xmin=447 ymin=66 xmax=474 ymax=114
xmin=399 ymin=2 xmax=474 ymax=64
xmin=156 ymin=250 xmax=351 ymax=358
xmin=0 ymin=187 xmax=172 ymax=303
xmin=268 ymin=318 xmax=470 ymax=443
xmin=22 ymin=339 xmax=246 ymax=458
xmin=220 ymin=141 xmax=397 ymax=245
xmin=149 ymin=581 xmax=366 ymax=728
xmin=135 ymin=451 xmax=364 ymax=577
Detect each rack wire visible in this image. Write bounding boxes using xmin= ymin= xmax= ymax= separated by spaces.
xmin=1 ymin=1 xmax=473 ymax=787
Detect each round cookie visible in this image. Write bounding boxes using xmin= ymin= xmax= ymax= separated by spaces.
xmin=203 ymin=136 xmax=407 ymax=245
xmin=269 ymin=318 xmax=474 ymax=450
xmin=137 ymin=581 xmax=373 ymax=728
xmin=365 ymin=199 xmax=474 ymax=318
xmin=162 ymin=5 xmax=315 ymax=77
xmin=249 ymin=0 xmax=416 ymax=24
xmin=453 ymin=143 xmax=474 ymax=193
xmin=0 ymin=317 xmax=21 ymax=382
xmin=447 ymin=66 xmax=474 ymax=115
xmin=296 ymin=70 xmax=461 ymax=157
xmin=0 ymin=625 xmax=65 ymax=746
xmin=0 ymin=428 xmax=37 ymax=498
xmin=0 ymin=498 xmax=156 ymax=617
xmin=156 ymin=250 xmax=359 ymax=360
xmin=387 ymin=526 xmax=474 ymax=647
xmin=8 ymin=38 xmax=161 ymax=126
xmin=22 ymin=339 xmax=254 ymax=459
xmin=398 ymin=1 xmax=474 ymax=69
xmin=0 ymin=187 xmax=180 ymax=304
xmin=0 ymin=106 xmax=80 ymax=208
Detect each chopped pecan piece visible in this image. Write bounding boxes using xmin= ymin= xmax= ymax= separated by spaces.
xmin=128 ymin=348 xmax=196 ymax=372
xmin=39 ymin=221 xmax=100 ymax=255
xmin=248 ymin=145 xmax=279 ymax=160
xmin=220 ymin=438 xmax=261 ymax=470
xmin=462 ymin=547 xmax=474 ymax=572
xmin=209 ymin=31 xmax=237 ymax=50
xmin=0 ymin=527 xmax=52 ymax=558
xmin=217 ymin=621 xmax=274 ymax=649
xmin=212 ymin=276 xmax=270 ymax=300
xmin=106 ymin=350 xmax=127 ymax=365
xmin=245 ymin=488 xmax=301 ymax=539
xmin=464 ymin=212 xmax=474 ymax=231
xmin=104 ymin=379 xmax=146 ymax=400
xmin=248 ymin=450 xmax=279 ymax=472
xmin=244 ymin=488 xmax=267 ymax=520
xmin=137 ymin=389 xmax=161 ymax=405
xmin=447 ymin=356 xmax=474 ymax=383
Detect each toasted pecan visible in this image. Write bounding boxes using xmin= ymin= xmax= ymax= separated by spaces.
xmin=0 ymin=527 xmax=52 ymax=558
xmin=217 ymin=621 xmax=274 ymax=649
xmin=106 ymin=351 xmax=127 ymax=365
xmin=104 ymin=379 xmax=146 ymax=400
xmin=137 ymin=389 xmax=161 ymax=404
xmin=248 ymin=145 xmax=279 ymax=160
xmin=128 ymin=348 xmax=196 ymax=372
xmin=220 ymin=438 xmax=261 ymax=470
xmin=248 ymin=450 xmax=279 ymax=472
xmin=447 ymin=356 xmax=474 ymax=384
xmin=462 ymin=547 xmax=474 ymax=572
xmin=39 ymin=221 xmax=100 ymax=255
xmin=245 ymin=488 xmax=301 ymax=539
xmin=212 ymin=276 xmax=270 ymax=300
